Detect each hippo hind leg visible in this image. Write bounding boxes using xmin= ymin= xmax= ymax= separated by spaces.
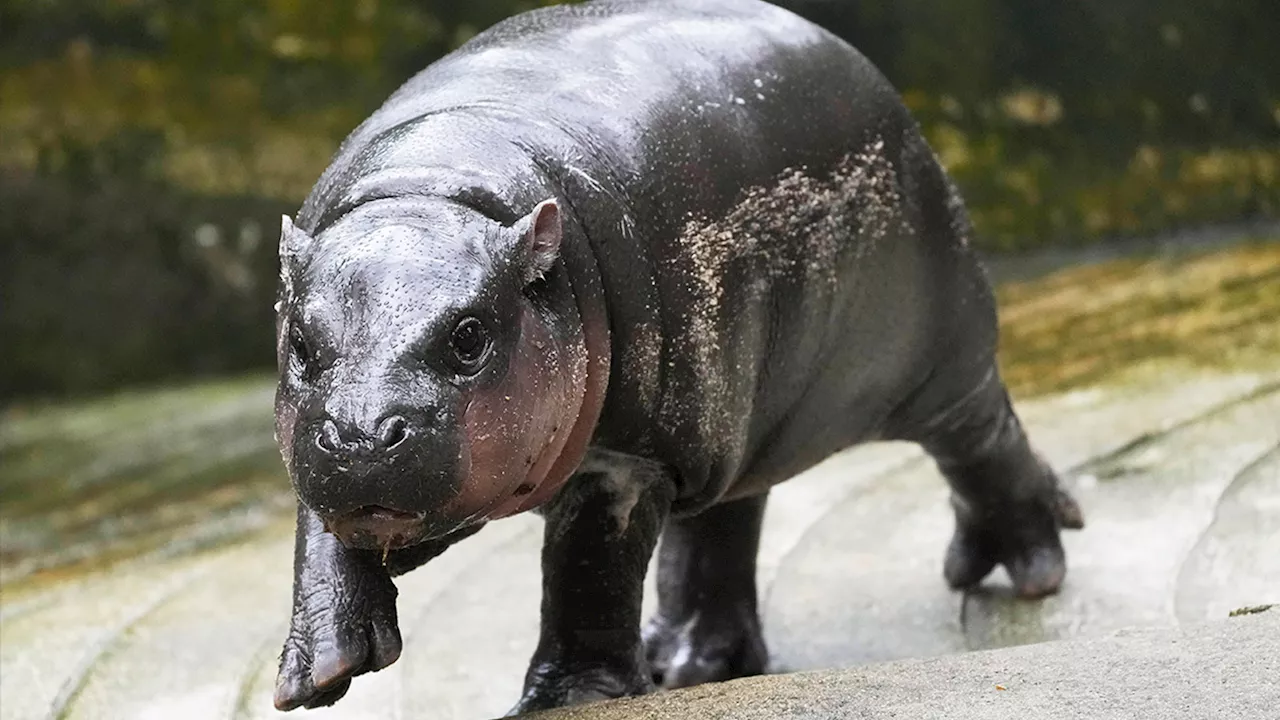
xmin=642 ymin=492 xmax=769 ymax=688
xmin=891 ymin=363 xmax=1085 ymax=598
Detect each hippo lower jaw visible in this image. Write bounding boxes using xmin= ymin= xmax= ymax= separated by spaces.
xmin=323 ymin=506 xmax=436 ymax=551
xmin=319 ymin=470 xmax=558 ymax=551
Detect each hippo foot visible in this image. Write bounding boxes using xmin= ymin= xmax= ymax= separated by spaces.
xmin=274 ymin=560 xmax=402 ymax=710
xmin=944 ymin=487 xmax=1085 ymax=599
xmin=643 ymin=601 xmax=768 ymax=688
xmin=508 ymin=658 xmax=653 ymax=715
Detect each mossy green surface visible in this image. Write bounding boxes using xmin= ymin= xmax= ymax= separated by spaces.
xmin=997 ymin=239 xmax=1280 ymax=397
xmin=0 ymin=375 xmax=287 ymax=587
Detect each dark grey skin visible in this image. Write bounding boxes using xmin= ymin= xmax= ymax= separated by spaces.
xmin=272 ymin=0 xmax=1085 ymax=714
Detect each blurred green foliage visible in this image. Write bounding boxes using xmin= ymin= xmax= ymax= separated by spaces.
xmin=788 ymin=0 xmax=1279 ymax=244
xmin=1 ymin=0 xmax=1277 ymax=399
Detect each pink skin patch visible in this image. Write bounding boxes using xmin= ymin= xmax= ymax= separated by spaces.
xmin=490 ymin=305 xmax=610 ymax=518
xmin=449 ymin=305 xmax=590 ymax=524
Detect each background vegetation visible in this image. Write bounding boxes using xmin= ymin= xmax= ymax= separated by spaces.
xmin=2 ymin=0 xmax=1277 ymax=398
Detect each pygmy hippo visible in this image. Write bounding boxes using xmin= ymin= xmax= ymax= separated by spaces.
xmin=272 ymin=0 xmax=1085 ymax=713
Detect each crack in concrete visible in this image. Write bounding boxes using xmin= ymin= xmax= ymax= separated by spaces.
xmin=229 ymin=635 xmax=285 ymax=720
xmin=45 ymin=569 xmax=207 ymax=720
xmin=1173 ymin=443 xmax=1280 ymax=623
xmin=1066 ymin=380 xmax=1280 ymax=478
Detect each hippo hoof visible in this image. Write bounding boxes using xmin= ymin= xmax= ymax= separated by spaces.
xmin=508 ymin=662 xmax=652 ymax=715
xmin=274 ymin=572 xmax=402 ymax=711
xmin=944 ymin=488 xmax=1085 ymax=599
xmin=643 ymin=602 xmax=768 ymax=689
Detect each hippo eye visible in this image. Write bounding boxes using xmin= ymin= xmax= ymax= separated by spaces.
xmin=450 ymin=316 xmax=491 ymax=371
xmin=289 ymin=325 xmax=313 ymax=373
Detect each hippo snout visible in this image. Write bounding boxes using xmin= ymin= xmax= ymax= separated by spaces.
xmin=290 ymin=401 xmax=465 ymax=539
xmin=315 ymin=414 xmax=410 ymax=456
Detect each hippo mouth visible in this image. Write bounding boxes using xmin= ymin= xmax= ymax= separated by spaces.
xmin=323 ymin=506 xmax=431 ymax=551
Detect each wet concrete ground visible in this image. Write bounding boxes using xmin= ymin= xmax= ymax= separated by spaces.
xmin=1 ymin=239 xmax=1278 ymax=719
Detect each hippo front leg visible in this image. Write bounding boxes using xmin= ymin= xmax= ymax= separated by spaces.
xmin=509 ymin=458 xmax=675 ymax=715
xmin=275 ymin=505 xmax=478 ymax=710
xmin=274 ymin=505 xmax=401 ymax=710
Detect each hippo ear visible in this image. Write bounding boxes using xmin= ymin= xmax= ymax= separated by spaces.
xmin=514 ymin=199 xmax=561 ymax=285
xmin=279 ymin=215 xmax=313 ymax=263
xmin=278 ymin=215 xmax=313 ymax=301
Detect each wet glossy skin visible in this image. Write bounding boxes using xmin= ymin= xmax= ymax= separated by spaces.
xmin=272 ymin=0 xmax=1082 ymax=713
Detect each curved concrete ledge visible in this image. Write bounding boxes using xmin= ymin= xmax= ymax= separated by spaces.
xmin=527 ymin=610 xmax=1279 ymax=720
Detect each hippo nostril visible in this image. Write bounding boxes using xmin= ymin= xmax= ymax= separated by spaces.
xmin=317 ymin=419 xmax=344 ymax=454
xmin=377 ymin=415 xmax=408 ymax=450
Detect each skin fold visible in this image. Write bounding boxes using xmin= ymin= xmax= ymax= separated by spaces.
xmin=271 ymin=0 xmax=1084 ymax=713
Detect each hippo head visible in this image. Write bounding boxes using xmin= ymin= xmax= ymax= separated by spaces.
xmin=273 ymin=198 xmax=593 ymax=550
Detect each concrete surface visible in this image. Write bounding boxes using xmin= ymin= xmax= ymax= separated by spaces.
xmin=2 ymin=368 xmax=1276 ymax=720
xmin=527 ymin=609 xmax=1280 ymax=720
xmin=2 ymin=243 xmax=1278 ymax=720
